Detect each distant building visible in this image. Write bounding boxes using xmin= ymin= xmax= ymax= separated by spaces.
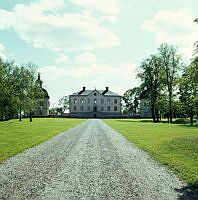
xmin=139 ymin=90 xmax=152 ymax=118
xmin=69 ymin=87 xmax=121 ymax=118
xmin=33 ymin=74 xmax=50 ymax=116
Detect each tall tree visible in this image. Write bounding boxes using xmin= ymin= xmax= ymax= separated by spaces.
xmin=12 ymin=66 xmax=30 ymax=121
xmin=23 ymin=63 xmax=44 ymax=122
xmin=158 ymin=43 xmax=183 ymax=123
xmin=138 ymin=55 xmax=163 ymax=122
xmin=179 ymin=56 xmax=198 ymax=125
xmin=0 ymin=59 xmax=18 ymax=120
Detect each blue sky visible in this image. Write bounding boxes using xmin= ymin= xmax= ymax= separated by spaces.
xmin=0 ymin=0 xmax=198 ymax=106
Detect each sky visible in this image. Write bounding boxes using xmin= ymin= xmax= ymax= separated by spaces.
xmin=0 ymin=0 xmax=198 ymax=107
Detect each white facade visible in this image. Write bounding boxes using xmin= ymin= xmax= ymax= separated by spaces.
xmin=33 ymin=74 xmax=50 ymax=116
xmin=69 ymin=87 xmax=121 ymax=117
xmin=34 ymin=97 xmax=50 ymax=116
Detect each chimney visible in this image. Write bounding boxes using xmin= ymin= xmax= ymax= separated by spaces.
xmin=106 ymin=87 xmax=109 ymax=91
xmin=83 ymin=86 xmax=86 ymax=91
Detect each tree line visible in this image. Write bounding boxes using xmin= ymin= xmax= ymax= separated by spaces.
xmin=0 ymin=58 xmax=44 ymax=122
xmin=123 ymin=43 xmax=198 ymax=125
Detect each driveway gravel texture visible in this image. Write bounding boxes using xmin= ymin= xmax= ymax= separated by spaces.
xmin=0 ymin=119 xmax=197 ymax=200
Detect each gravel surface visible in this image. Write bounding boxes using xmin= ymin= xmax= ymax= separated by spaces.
xmin=0 ymin=119 xmax=197 ymax=200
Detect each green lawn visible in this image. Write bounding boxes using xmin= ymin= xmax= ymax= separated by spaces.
xmin=104 ymin=119 xmax=198 ymax=190
xmin=0 ymin=118 xmax=86 ymax=163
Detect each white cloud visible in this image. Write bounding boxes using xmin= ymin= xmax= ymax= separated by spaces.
xmin=70 ymin=0 xmax=121 ymax=15
xmin=0 ymin=44 xmax=7 ymax=60
xmin=76 ymin=52 xmax=98 ymax=63
xmin=142 ymin=8 xmax=198 ymax=59
xmin=39 ymin=62 xmax=137 ymax=81
xmin=0 ymin=0 xmax=119 ymax=53
xmin=55 ymin=54 xmax=69 ymax=64
xmin=0 ymin=10 xmax=15 ymax=29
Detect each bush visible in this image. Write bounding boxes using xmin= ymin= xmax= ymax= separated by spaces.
xmin=174 ymin=118 xmax=196 ymax=124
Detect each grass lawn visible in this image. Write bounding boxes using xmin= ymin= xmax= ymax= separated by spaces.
xmin=104 ymin=119 xmax=198 ymax=190
xmin=0 ymin=118 xmax=86 ymax=163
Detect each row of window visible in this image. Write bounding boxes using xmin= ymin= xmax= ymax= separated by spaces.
xmin=73 ymin=106 xmax=118 ymax=112
xmin=73 ymin=98 xmax=118 ymax=104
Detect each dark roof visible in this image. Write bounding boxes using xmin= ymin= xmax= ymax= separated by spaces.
xmin=71 ymin=89 xmax=121 ymax=97
xmin=42 ymin=88 xmax=50 ymax=99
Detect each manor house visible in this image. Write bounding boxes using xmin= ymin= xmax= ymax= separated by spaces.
xmin=33 ymin=74 xmax=50 ymax=116
xmin=69 ymin=87 xmax=121 ymax=118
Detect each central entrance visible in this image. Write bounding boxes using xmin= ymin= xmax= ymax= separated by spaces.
xmin=93 ymin=106 xmax=97 ymax=112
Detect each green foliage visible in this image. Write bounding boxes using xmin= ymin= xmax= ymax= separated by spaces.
xmin=58 ymin=96 xmax=69 ymax=114
xmin=138 ymin=54 xmax=164 ymax=122
xmin=137 ymin=43 xmax=191 ymax=123
xmin=0 ymin=118 xmax=86 ymax=163
xmin=174 ymin=118 xmax=196 ymax=124
xmin=178 ymin=51 xmax=198 ymax=125
xmin=104 ymin=119 xmax=198 ymax=190
xmin=122 ymin=87 xmax=141 ymax=115
xmin=0 ymin=59 xmax=44 ymax=121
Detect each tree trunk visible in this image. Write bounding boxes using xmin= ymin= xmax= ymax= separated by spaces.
xmin=190 ymin=109 xmax=193 ymax=125
xmin=168 ymin=94 xmax=173 ymax=123
xmin=156 ymin=110 xmax=160 ymax=122
xmin=30 ymin=111 xmax=32 ymax=122
xmin=151 ymin=103 xmax=156 ymax=123
xmin=19 ymin=106 xmax=22 ymax=121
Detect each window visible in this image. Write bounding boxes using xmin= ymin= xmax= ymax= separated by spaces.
xmin=94 ymin=93 xmax=97 ymax=96
xmin=101 ymin=106 xmax=104 ymax=111
xmin=87 ymin=98 xmax=90 ymax=104
xmin=81 ymin=99 xmax=84 ymax=104
xmin=114 ymin=99 xmax=118 ymax=104
xmin=107 ymin=99 xmax=111 ymax=104
xmin=87 ymin=106 xmax=90 ymax=111
xmin=114 ymin=106 xmax=117 ymax=111
xmin=74 ymin=99 xmax=77 ymax=104
xmin=74 ymin=106 xmax=77 ymax=111
xmin=107 ymin=106 xmax=111 ymax=111
xmin=80 ymin=106 xmax=84 ymax=111
xmin=94 ymin=99 xmax=97 ymax=104
xmin=40 ymin=101 xmax=43 ymax=106
xmin=101 ymin=99 xmax=104 ymax=104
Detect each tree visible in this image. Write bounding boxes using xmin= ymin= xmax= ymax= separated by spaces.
xmin=178 ymin=57 xmax=198 ymax=125
xmin=12 ymin=66 xmax=31 ymax=121
xmin=58 ymin=96 xmax=69 ymax=114
xmin=158 ymin=43 xmax=183 ymax=123
xmin=122 ymin=87 xmax=141 ymax=116
xmin=0 ymin=59 xmax=18 ymax=120
xmin=23 ymin=63 xmax=44 ymax=122
xmin=0 ymin=58 xmax=44 ymax=122
xmin=138 ymin=55 xmax=163 ymax=122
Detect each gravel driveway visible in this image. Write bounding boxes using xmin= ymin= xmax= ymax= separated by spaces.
xmin=0 ymin=119 xmax=197 ymax=200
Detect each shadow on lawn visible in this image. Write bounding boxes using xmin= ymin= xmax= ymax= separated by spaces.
xmin=115 ymin=120 xmax=154 ymax=123
xmin=115 ymin=120 xmax=198 ymax=127
xmin=175 ymin=184 xmax=198 ymax=200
